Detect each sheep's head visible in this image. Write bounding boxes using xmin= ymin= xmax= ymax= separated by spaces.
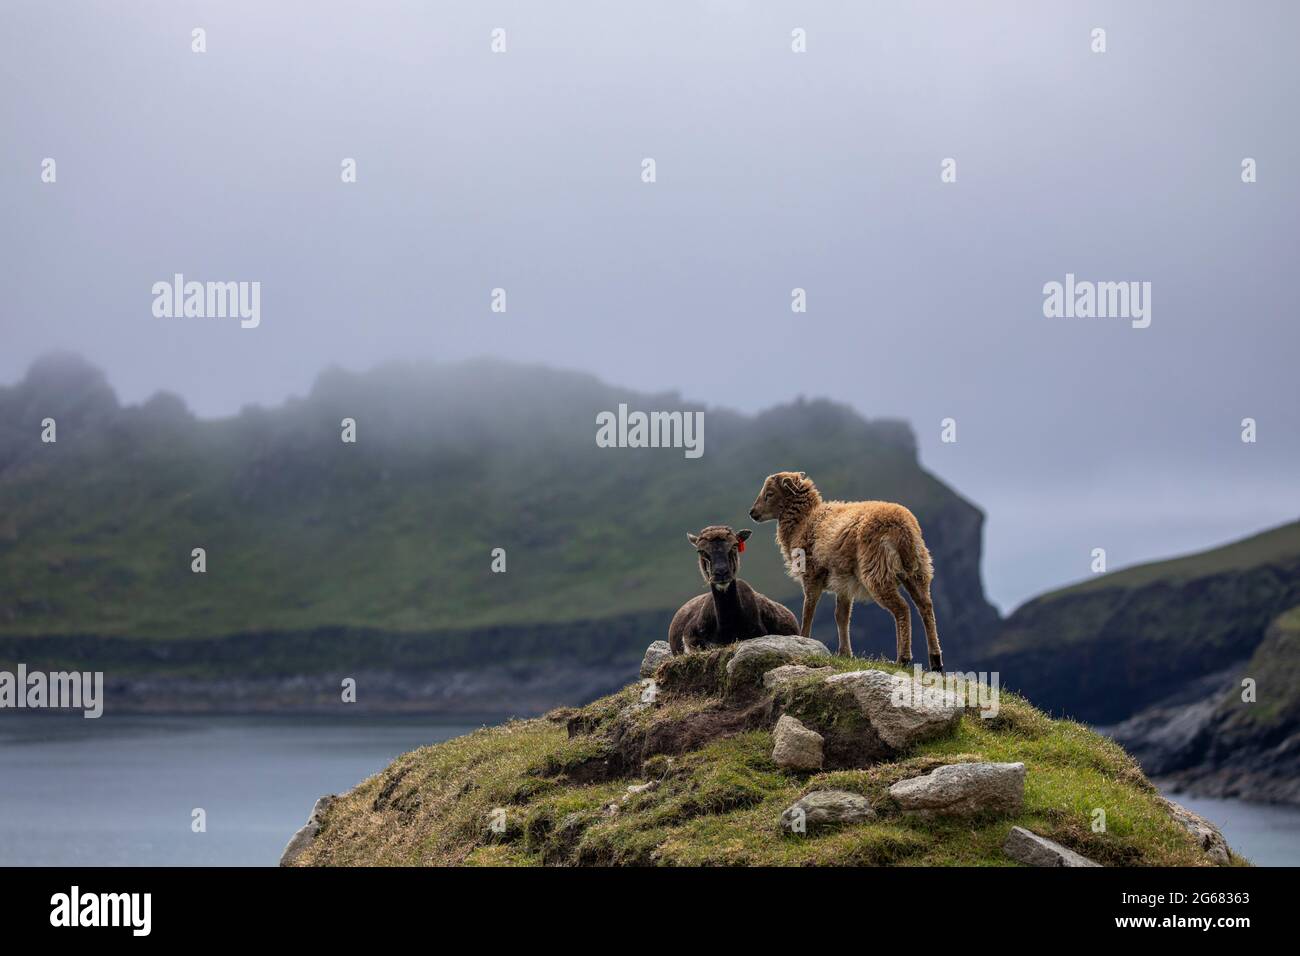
xmin=748 ymin=471 xmax=817 ymax=522
xmin=686 ymin=525 xmax=751 ymax=590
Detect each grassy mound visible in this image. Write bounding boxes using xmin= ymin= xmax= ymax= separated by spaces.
xmin=293 ymin=651 xmax=1241 ymax=867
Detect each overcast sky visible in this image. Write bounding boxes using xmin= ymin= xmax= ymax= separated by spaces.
xmin=2 ymin=0 xmax=1297 ymax=612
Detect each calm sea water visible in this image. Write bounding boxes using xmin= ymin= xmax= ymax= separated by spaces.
xmin=2 ymin=714 xmax=1297 ymax=866
xmin=0 ymin=714 xmax=487 ymax=866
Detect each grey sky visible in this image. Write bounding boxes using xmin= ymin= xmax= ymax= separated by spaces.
xmin=2 ymin=0 xmax=1297 ymax=612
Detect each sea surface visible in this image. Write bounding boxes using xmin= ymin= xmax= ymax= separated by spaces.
xmin=0 ymin=713 xmax=489 ymax=866
xmin=2 ymin=713 xmax=1297 ymax=866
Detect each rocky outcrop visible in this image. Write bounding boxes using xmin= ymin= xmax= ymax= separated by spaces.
xmin=780 ymin=790 xmax=875 ymax=833
xmin=772 ymin=715 xmax=824 ymax=771
xmin=293 ymin=640 xmax=1240 ymax=866
xmin=611 ymin=644 xmax=967 ymax=778
xmin=640 ymin=640 xmax=672 ymax=678
xmin=889 ymin=762 xmax=1025 ymax=817
xmin=279 ymin=795 xmax=336 ymax=866
xmin=762 ymin=663 xmax=835 ymax=689
xmin=1163 ymin=799 xmax=1232 ymax=865
xmin=725 ymin=635 xmax=830 ymax=682
xmin=1003 ymin=826 xmax=1100 ymax=867
xmin=823 ymin=670 xmax=961 ymax=750
xmin=759 ymin=667 xmax=965 ymax=769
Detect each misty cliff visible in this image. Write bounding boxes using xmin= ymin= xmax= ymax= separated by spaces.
xmin=0 ymin=353 xmax=999 ymax=709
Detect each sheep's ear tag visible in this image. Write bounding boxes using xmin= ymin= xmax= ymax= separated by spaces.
xmin=736 ymin=539 xmax=746 ymax=553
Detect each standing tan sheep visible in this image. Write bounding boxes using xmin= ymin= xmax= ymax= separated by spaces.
xmin=748 ymin=472 xmax=943 ymax=671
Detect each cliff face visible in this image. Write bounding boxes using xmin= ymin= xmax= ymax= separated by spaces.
xmin=970 ymin=522 xmax=1300 ymax=806
xmin=0 ymin=355 xmax=999 ymax=706
xmin=976 ymin=521 xmax=1300 ymax=726
xmin=1111 ymin=605 xmax=1300 ymax=805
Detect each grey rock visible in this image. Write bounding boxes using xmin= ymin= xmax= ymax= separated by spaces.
xmin=780 ymin=789 xmax=875 ymax=833
xmin=890 ymin=762 xmax=1025 ymax=817
xmin=763 ymin=664 xmax=835 ymax=689
xmin=1003 ymin=826 xmax=1100 ymax=867
xmin=279 ymin=794 xmax=335 ymax=866
xmin=772 ymin=714 xmax=824 ymax=771
xmin=1163 ymin=798 xmax=1232 ymax=865
xmin=640 ymin=640 xmax=673 ymax=678
xmin=726 ymin=635 xmax=830 ymax=679
xmin=825 ymin=669 xmax=961 ymax=750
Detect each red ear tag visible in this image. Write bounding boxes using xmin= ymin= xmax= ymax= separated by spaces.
xmin=737 ymin=540 xmax=745 ymax=553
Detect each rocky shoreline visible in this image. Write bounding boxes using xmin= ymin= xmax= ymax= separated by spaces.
xmin=1105 ymin=661 xmax=1300 ymax=807
xmin=92 ymin=664 xmax=629 ymax=716
xmin=73 ymin=658 xmax=1300 ymax=811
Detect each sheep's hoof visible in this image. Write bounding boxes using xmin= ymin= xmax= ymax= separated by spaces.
xmin=897 ymin=656 xmax=912 ymax=667
xmin=928 ymin=654 xmax=944 ymax=674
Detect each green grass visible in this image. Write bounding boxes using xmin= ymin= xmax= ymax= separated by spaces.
xmin=295 ymin=653 xmax=1237 ymax=867
xmin=1216 ymin=604 xmax=1300 ymax=732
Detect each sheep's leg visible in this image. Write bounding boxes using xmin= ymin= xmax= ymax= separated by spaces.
xmin=799 ymin=582 xmax=824 ymax=639
xmin=833 ymin=592 xmax=854 ymax=657
xmin=874 ymin=586 xmax=913 ymax=667
xmin=903 ymin=577 xmax=943 ymax=673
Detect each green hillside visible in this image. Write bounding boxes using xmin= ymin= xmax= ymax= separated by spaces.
xmin=1111 ymin=603 xmax=1300 ymax=805
xmin=982 ymin=521 xmax=1300 ymax=724
xmin=1177 ymin=604 xmax=1300 ymax=799
xmin=1036 ymin=522 xmax=1300 ymax=603
xmin=0 ymin=353 xmax=998 ymax=677
xmin=1229 ymin=604 xmax=1300 ymax=732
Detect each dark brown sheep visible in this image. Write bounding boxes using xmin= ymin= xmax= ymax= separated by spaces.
xmin=667 ymin=525 xmax=800 ymax=655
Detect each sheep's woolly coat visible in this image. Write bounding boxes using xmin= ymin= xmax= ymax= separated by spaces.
xmin=774 ymin=485 xmax=933 ymax=595
xmin=749 ymin=472 xmax=943 ymax=669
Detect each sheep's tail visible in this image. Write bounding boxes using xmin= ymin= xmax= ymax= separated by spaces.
xmin=861 ymin=534 xmax=905 ymax=585
xmin=881 ymin=537 xmax=906 ymax=578
xmin=903 ymin=527 xmax=935 ymax=581
xmin=862 ymin=520 xmax=932 ymax=586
